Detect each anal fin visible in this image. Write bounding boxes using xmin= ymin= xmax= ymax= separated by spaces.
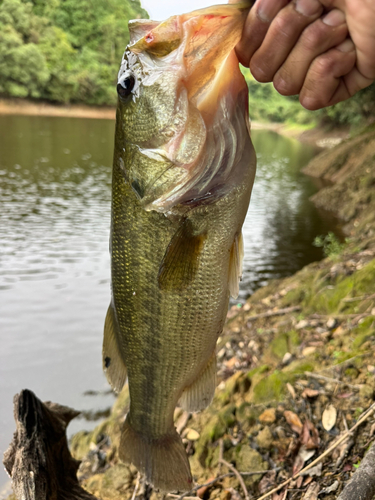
xmin=228 ymin=232 xmax=244 ymax=299
xmin=179 ymin=352 xmax=217 ymax=412
xmin=102 ymin=303 xmax=127 ymax=393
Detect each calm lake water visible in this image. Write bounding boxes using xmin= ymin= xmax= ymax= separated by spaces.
xmin=0 ymin=115 xmax=336 ymax=492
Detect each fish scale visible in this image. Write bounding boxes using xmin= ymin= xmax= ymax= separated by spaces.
xmin=103 ymin=0 xmax=256 ymax=492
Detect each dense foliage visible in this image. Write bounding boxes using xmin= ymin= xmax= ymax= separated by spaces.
xmin=243 ymin=68 xmax=375 ymax=128
xmin=0 ymin=0 xmax=374 ymax=127
xmin=243 ymin=69 xmax=375 ymax=126
xmin=0 ymin=0 xmax=148 ymax=104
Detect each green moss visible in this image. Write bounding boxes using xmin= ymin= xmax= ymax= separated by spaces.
xmin=252 ymin=371 xmax=288 ymax=404
xmin=70 ymin=430 xmax=94 ymax=461
xmin=303 ymin=259 xmax=375 ymax=314
xmin=288 ymin=329 xmax=301 ymax=347
xmin=270 ymin=334 xmax=289 ymax=359
xmin=352 ymin=317 xmax=375 ymax=348
xmin=284 ymin=360 xmax=315 ymax=375
xmin=101 ymin=464 xmax=133 ymax=491
xmin=233 ymin=445 xmax=268 ymax=485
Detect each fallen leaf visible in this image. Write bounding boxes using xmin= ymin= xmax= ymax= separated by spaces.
xmin=298 ymin=446 xmax=316 ymax=464
xmin=259 ymin=408 xmax=277 ymax=424
xmin=319 ymin=480 xmax=340 ymax=495
xmin=284 ymin=410 xmax=303 ymax=435
xmin=301 ymin=420 xmax=320 ymax=449
xmin=302 ymin=346 xmax=317 ymax=357
xmin=272 ymin=490 xmax=287 ymax=500
xmin=303 ymin=481 xmax=320 ymax=500
xmin=186 ymin=428 xmax=200 ymax=441
xmin=286 ymin=382 xmax=296 ymax=399
xmin=336 ymin=392 xmax=354 ymax=399
xmin=303 ymin=477 xmax=313 ymax=487
xmin=302 ymin=388 xmax=319 ymax=399
xmin=322 ymin=405 xmax=337 ymax=431
xmin=293 ymin=453 xmax=305 ymax=476
xmin=258 ymin=471 xmax=277 ymax=495
xmin=300 ymin=463 xmax=322 ymax=477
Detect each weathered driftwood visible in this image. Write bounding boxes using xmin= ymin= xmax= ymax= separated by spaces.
xmin=3 ymin=389 xmax=97 ymax=500
xmin=337 ymin=441 xmax=375 ymax=500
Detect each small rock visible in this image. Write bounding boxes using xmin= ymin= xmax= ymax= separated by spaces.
xmin=371 ymin=307 xmax=375 ymax=316
xmin=296 ymin=320 xmax=309 ymax=330
xmin=259 ymin=408 xmax=276 ymax=424
xmin=302 ymin=346 xmax=316 ymax=357
xmin=256 ymin=426 xmax=274 ymax=449
xmin=186 ymin=429 xmax=200 ymax=441
xmin=302 ymin=388 xmax=319 ymax=399
xmin=367 ymin=365 xmax=375 ymax=374
xmin=326 ymin=318 xmax=337 ymax=329
xmin=282 ymin=352 xmax=293 ymax=366
xmin=360 ymin=384 xmax=374 ymax=399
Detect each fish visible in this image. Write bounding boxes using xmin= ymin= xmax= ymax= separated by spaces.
xmin=102 ymin=0 xmax=257 ymax=492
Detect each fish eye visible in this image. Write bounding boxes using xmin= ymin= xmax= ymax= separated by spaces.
xmin=117 ymin=73 xmax=136 ymax=99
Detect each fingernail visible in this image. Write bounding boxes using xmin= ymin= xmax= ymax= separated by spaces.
xmin=257 ymin=0 xmax=280 ymax=22
xmin=323 ymin=9 xmax=346 ymax=26
xmin=337 ymin=38 xmax=355 ymax=52
xmin=295 ymin=0 xmax=321 ymax=17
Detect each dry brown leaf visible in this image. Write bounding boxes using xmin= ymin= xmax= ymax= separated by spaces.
xmin=293 ymin=453 xmax=305 ymax=476
xmin=286 ymin=382 xmax=296 ymax=399
xmin=302 ymin=388 xmax=320 ymax=399
xmin=258 ymin=471 xmax=277 ymax=495
xmin=284 ymin=410 xmax=303 ymax=435
xmin=303 ymin=477 xmax=313 ymax=487
xmin=322 ymin=404 xmax=337 ymax=431
xmin=301 ymin=420 xmax=320 ymax=449
xmin=303 ymin=481 xmax=320 ymax=500
xmin=197 ymin=477 xmax=216 ymax=498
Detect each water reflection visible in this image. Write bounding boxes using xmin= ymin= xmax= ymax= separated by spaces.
xmin=0 ymin=115 xmax=336 ymax=490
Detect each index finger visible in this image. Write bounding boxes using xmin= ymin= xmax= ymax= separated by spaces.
xmin=235 ymin=0 xmax=291 ymax=67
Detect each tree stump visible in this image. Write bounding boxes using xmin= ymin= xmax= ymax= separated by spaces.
xmin=3 ymin=389 xmax=97 ymax=500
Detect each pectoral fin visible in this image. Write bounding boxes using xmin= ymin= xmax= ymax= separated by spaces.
xmin=158 ymin=219 xmax=206 ymax=292
xmin=228 ymin=232 xmax=244 ymax=299
xmin=178 ymin=352 xmax=217 ymax=412
xmin=102 ymin=303 xmax=127 ymax=393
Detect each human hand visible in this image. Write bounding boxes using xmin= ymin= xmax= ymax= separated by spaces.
xmin=234 ymin=0 xmax=375 ymax=110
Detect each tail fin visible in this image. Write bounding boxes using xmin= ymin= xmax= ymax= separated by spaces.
xmin=119 ymin=417 xmax=193 ymax=492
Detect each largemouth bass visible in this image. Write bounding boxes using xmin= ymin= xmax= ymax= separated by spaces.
xmin=103 ymin=1 xmax=256 ymax=492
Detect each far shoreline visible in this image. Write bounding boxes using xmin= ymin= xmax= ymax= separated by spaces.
xmin=0 ymin=98 xmax=349 ymax=148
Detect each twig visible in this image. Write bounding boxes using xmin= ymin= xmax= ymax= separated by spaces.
xmin=219 ymin=458 xmax=251 ymax=500
xmin=304 ymin=371 xmax=363 ymax=390
xmin=255 ymin=403 xmax=375 ymax=500
xmin=342 ymin=293 xmax=375 ymax=303
xmin=131 ymin=473 xmax=140 ymax=500
xmin=219 ymin=438 xmax=224 ymax=473
xmin=246 ymin=306 xmax=301 ymax=322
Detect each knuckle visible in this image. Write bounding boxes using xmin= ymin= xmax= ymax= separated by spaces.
xmin=250 ymin=59 xmax=273 ymax=83
xmin=301 ymin=23 xmax=326 ymax=52
xmin=273 ymin=75 xmax=295 ymax=96
xmin=272 ymin=14 xmax=294 ymax=39
xmin=313 ymin=54 xmax=336 ymax=76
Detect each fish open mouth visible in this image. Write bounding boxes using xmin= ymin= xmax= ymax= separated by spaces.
xmin=121 ymin=1 xmax=254 ymax=213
